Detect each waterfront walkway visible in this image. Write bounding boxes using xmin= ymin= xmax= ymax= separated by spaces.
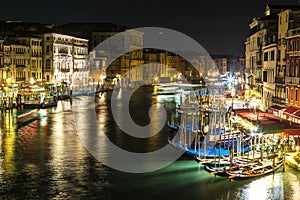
xmin=234 ymin=108 xmax=300 ymax=171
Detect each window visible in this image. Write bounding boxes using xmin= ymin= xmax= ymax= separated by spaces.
xmin=46 ymin=59 xmax=51 ymax=69
xmin=263 ymin=71 xmax=268 ymax=82
xmin=264 ymin=52 xmax=268 ymax=61
xmin=270 ymin=51 xmax=275 ymax=61
xmin=46 ymin=45 xmax=50 ymax=53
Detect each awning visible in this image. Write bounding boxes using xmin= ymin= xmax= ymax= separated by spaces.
xmin=292 ymin=110 xmax=300 ymax=119
xmin=268 ymin=105 xmax=286 ymax=112
xmin=283 ymin=107 xmax=300 ymax=116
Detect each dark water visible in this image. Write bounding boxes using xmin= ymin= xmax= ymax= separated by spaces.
xmin=0 ymin=86 xmax=299 ymax=200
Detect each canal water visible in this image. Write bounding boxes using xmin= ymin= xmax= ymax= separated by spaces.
xmin=0 ymin=86 xmax=299 ymax=199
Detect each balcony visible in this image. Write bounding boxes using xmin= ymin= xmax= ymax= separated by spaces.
xmin=16 ymin=77 xmax=25 ymax=82
xmin=255 ymin=78 xmax=262 ymax=83
xmin=275 ymin=77 xmax=285 ymax=84
xmin=16 ymin=64 xmax=25 ymax=68
xmin=245 ymin=68 xmax=253 ymax=74
xmin=288 ymin=27 xmax=300 ymax=37
xmin=74 ymin=54 xmax=87 ymax=59
xmin=256 ymin=60 xmax=262 ymax=66
xmin=32 ymin=53 xmax=42 ymax=57
xmin=60 ymin=68 xmax=70 ymax=73
xmin=285 ymin=76 xmax=300 ymax=84
xmin=287 ymin=51 xmax=300 ymax=57
xmin=272 ymin=96 xmax=286 ymax=105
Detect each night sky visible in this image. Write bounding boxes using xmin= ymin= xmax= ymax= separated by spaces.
xmin=1 ymin=0 xmax=299 ymax=56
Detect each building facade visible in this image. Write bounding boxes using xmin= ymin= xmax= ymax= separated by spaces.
xmin=0 ymin=39 xmax=4 ymax=85
xmin=42 ymin=33 xmax=89 ymax=85
xmin=286 ymin=27 xmax=300 ymax=107
xmin=18 ymin=37 xmax=43 ymax=83
xmin=262 ymin=43 xmax=277 ymax=110
xmin=9 ymin=42 xmax=30 ymax=85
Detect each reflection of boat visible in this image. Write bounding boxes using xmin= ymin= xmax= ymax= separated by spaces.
xmin=225 ymin=158 xmax=284 ymax=181
xmin=17 ymin=109 xmax=39 ymax=128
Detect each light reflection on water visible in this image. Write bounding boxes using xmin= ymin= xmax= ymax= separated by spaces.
xmin=0 ymin=87 xmax=299 ymax=199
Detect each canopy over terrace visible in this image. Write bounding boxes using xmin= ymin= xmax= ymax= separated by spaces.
xmin=283 ymin=107 xmax=299 ymax=117
xmin=268 ymin=104 xmax=286 ymax=112
xmin=234 ymin=108 xmax=300 ymax=136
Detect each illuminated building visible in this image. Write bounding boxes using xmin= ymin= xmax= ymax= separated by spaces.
xmin=245 ymin=4 xmax=300 ymax=111
xmin=41 ymin=33 xmax=88 ymax=84
xmin=262 ymin=43 xmax=277 ymax=111
xmin=8 ymin=41 xmax=30 ymax=85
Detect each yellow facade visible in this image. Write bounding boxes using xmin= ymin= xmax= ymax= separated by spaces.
xmin=18 ymin=37 xmax=43 ymax=83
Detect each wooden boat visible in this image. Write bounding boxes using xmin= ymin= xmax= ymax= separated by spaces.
xmin=204 ymin=164 xmax=233 ymax=177
xmin=203 ymin=157 xmax=260 ymax=177
xmin=203 ymin=157 xmax=233 ymax=177
xmin=225 ymin=158 xmax=284 ymax=181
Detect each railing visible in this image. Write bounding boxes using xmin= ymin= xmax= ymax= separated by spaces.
xmin=16 ymin=77 xmax=25 ymax=81
xmin=275 ymin=77 xmax=285 ymax=84
xmin=285 ymin=76 xmax=300 ymax=84
xmin=272 ymin=96 xmax=286 ymax=105
xmin=60 ymin=69 xmax=70 ymax=73
xmin=292 ymin=77 xmax=300 ymax=84
xmin=32 ymin=53 xmax=42 ymax=57
xmin=16 ymin=64 xmax=25 ymax=68
xmin=287 ymin=51 xmax=300 ymax=57
xmin=255 ymin=78 xmax=262 ymax=83
xmin=288 ymin=27 xmax=300 ymax=37
xmin=74 ymin=54 xmax=86 ymax=59
xmin=256 ymin=60 xmax=262 ymax=65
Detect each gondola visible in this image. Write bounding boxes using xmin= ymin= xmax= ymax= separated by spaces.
xmin=225 ymin=158 xmax=284 ymax=181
